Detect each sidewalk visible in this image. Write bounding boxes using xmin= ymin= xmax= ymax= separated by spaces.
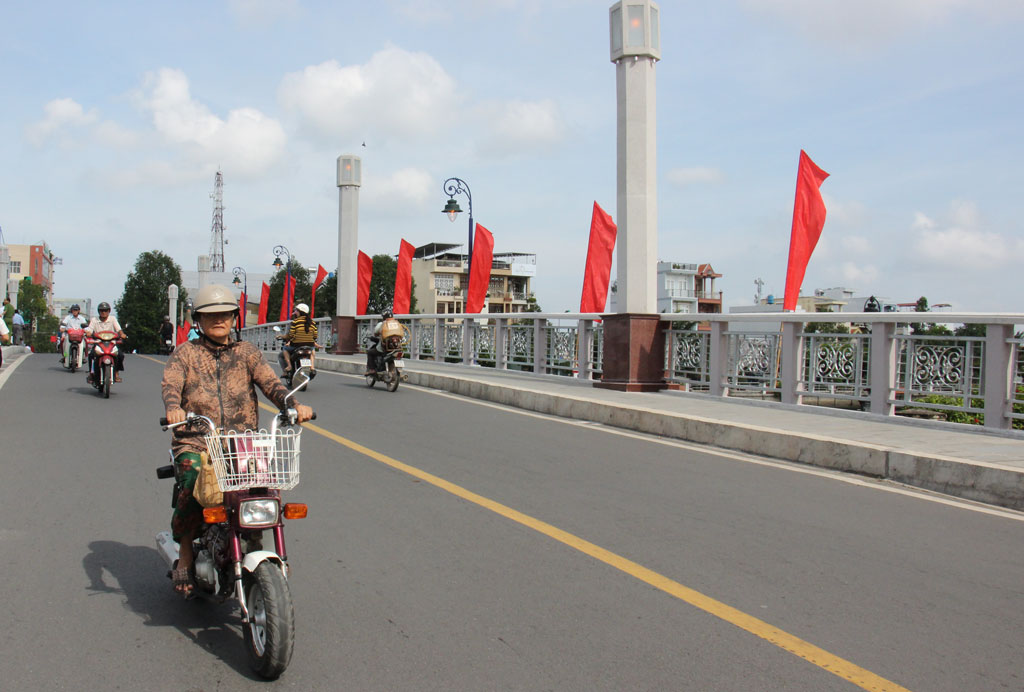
xmin=312 ymin=353 xmax=1024 ymax=511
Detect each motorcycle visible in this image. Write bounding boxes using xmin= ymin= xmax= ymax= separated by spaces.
xmin=86 ymin=331 xmax=122 ymax=398
xmin=159 ymin=337 xmax=175 ymax=355
xmin=63 ymin=327 xmax=86 ymax=373
xmin=273 ymin=326 xmax=317 ymax=389
xmin=365 ymin=333 xmax=406 ymax=392
xmin=155 ymin=380 xmax=314 ymax=680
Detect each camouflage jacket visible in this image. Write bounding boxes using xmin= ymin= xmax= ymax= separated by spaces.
xmin=161 ymin=338 xmax=292 ymax=457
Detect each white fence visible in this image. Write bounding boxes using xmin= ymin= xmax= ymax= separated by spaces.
xmin=241 ymin=312 xmax=1024 ymax=431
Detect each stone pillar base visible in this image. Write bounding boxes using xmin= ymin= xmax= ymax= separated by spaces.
xmin=593 ymin=313 xmax=667 ymax=392
xmin=332 ymin=315 xmax=359 ymax=355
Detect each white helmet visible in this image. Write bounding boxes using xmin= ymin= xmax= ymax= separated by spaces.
xmin=192 ymin=284 xmax=239 ymax=320
xmin=295 ymin=303 xmax=310 ymax=315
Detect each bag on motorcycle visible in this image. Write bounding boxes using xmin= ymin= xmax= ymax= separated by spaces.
xmin=194 ymin=452 xmax=224 ymax=507
xmin=380 ymin=318 xmax=404 ymax=340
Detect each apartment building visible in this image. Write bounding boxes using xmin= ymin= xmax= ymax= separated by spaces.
xmin=409 ymin=242 xmax=536 ymax=315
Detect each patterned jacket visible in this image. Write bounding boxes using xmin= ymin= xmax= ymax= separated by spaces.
xmin=161 ymin=338 xmax=293 ymax=457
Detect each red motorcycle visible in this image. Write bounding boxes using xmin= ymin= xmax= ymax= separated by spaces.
xmin=87 ymin=330 xmax=122 ymax=398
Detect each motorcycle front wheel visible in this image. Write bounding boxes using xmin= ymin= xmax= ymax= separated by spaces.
xmin=243 ymin=561 xmax=295 ymax=680
xmin=103 ymin=363 xmax=112 ymax=398
xmin=69 ymin=347 xmax=78 ymax=373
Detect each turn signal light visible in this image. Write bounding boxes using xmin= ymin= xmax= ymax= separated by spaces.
xmin=283 ymin=503 xmax=308 ymax=519
xmin=203 ymin=506 xmax=228 ymax=523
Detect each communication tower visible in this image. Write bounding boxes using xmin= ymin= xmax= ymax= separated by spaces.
xmin=209 ymin=170 xmax=225 ymax=272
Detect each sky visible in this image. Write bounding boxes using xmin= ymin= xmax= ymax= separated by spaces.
xmin=2 ymin=0 xmax=1023 ymax=315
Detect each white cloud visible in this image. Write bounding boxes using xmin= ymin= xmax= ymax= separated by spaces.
xmin=362 ymin=166 xmax=434 ymax=208
xmin=26 ymin=98 xmax=97 ymax=145
xmin=137 ymin=68 xmax=286 ymax=174
xmin=839 ymin=261 xmax=879 ymax=285
xmin=666 ymin=167 xmax=725 ymax=186
xmin=279 ymin=47 xmax=458 ymax=143
xmin=912 ymin=200 xmax=1024 ymax=269
xmin=475 ymin=99 xmax=564 ymax=157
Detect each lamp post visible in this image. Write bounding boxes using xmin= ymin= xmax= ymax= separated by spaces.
xmin=272 ymin=245 xmax=293 ymax=319
xmin=442 ymin=177 xmax=474 ymax=282
xmin=231 ymin=266 xmax=247 ymax=327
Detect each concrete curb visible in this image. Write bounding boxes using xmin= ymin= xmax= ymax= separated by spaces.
xmin=311 ymin=355 xmax=1024 ymax=511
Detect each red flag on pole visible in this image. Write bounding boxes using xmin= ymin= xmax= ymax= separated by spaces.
xmin=356 ymin=251 xmax=372 ymax=315
xmin=579 ymin=201 xmax=617 ymax=313
xmin=783 ymin=150 xmax=829 ymax=311
xmin=465 ymin=224 xmax=494 ymax=314
xmin=393 ymin=239 xmax=415 ymax=315
xmin=310 ymin=264 xmax=328 ymax=317
xmin=257 ymin=282 xmax=270 ymax=325
xmin=278 ymin=274 xmax=296 ymax=322
xmin=238 ymin=291 xmax=247 ymax=329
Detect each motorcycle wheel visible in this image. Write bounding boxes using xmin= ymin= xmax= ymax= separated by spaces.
xmin=69 ymin=347 xmax=78 ymax=373
xmin=103 ymin=363 xmax=111 ymax=398
xmin=365 ymin=372 xmax=376 ymax=388
xmin=243 ymin=561 xmax=295 ymax=680
xmin=386 ymin=361 xmax=400 ymax=392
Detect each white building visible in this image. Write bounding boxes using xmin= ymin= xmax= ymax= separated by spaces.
xmin=410 ymin=242 xmax=536 ymax=316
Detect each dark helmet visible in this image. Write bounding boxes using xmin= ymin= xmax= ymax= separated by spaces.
xmin=98 ymin=302 xmax=111 ymax=312
xmin=381 ymin=308 xmax=393 ymax=319
xmin=71 ymin=304 xmax=80 ymax=311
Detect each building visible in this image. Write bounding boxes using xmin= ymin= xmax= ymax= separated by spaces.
xmin=5 ymin=242 xmax=56 ymax=312
xmin=610 ymin=261 xmax=723 ymax=319
xmin=53 ymin=298 xmax=93 ymax=320
xmin=410 ymin=242 xmax=537 ymax=316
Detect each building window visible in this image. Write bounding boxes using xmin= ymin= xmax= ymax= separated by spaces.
xmin=434 ymin=274 xmax=454 ymax=293
xmin=9 ymin=261 xmax=20 ymax=273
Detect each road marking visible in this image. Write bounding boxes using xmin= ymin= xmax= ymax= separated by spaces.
xmin=135 ymin=354 xmax=165 ymax=365
xmin=320 ymin=370 xmax=1024 ymax=523
xmin=265 ymin=401 xmax=913 ymax=692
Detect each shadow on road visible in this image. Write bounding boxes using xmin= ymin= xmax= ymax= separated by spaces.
xmin=82 ymin=540 xmax=262 ymax=680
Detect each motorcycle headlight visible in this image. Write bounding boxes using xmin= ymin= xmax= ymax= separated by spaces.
xmin=239 ymin=499 xmax=280 ymax=528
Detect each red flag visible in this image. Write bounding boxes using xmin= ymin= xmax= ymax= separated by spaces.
xmin=465 ymin=224 xmax=494 ymax=314
xmin=238 ymin=291 xmax=247 ymax=329
xmin=176 ymin=322 xmax=191 ymax=346
xmin=356 ymin=251 xmax=372 ymax=315
xmin=278 ymin=274 xmax=296 ymax=322
xmin=393 ymin=239 xmax=415 ymax=315
xmin=579 ymin=201 xmax=617 ymax=313
xmin=783 ymin=150 xmax=829 ymax=311
xmin=310 ymin=264 xmax=328 ymax=316
xmin=257 ymin=282 xmax=270 ymax=325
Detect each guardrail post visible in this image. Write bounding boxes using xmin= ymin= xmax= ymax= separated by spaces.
xmin=577 ymin=319 xmax=593 ymax=380
xmin=869 ymin=322 xmax=896 ymax=415
xmin=709 ymin=321 xmax=729 ymax=397
xmin=533 ymin=318 xmax=545 ymax=374
xmin=984 ymin=323 xmax=1013 ymax=429
xmin=434 ymin=319 xmax=444 ymax=362
xmin=780 ymin=321 xmax=804 ymax=405
xmin=495 ymin=317 xmax=507 ymax=371
xmin=462 ymin=318 xmax=473 ymax=366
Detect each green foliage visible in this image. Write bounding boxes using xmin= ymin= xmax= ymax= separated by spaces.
xmin=366 ymin=254 xmax=418 ymax=316
xmin=803 ymin=320 xmax=850 ymax=334
xmin=523 ymin=295 xmax=542 ymax=313
xmin=954 ymin=323 xmax=986 ymax=337
xmin=267 ymin=260 xmax=311 ymax=323
xmin=315 ymin=271 xmax=336 ymax=319
xmin=909 ymin=390 xmax=1024 ymax=430
xmin=30 ymin=314 xmax=60 ymax=353
xmin=115 ymin=250 xmax=185 ymax=354
xmin=17 ymin=277 xmax=48 ymax=325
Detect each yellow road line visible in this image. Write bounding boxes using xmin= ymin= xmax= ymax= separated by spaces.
xmin=135 ymin=354 xmax=165 ymax=365
xmin=263 ymin=402 xmax=912 ymax=692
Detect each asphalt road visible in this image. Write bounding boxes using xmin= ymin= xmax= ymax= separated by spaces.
xmin=1 ymin=351 xmax=1022 ymax=691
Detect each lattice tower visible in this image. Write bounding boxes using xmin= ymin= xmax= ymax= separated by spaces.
xmin=209 ymin=170 xmax=225 ymax=272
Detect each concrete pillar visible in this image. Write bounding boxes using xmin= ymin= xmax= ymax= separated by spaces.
xmin=780 ymin=321 xmax=804 ymax=405
xmin=868 ymin=322 xmax=897 ymax=415
xmin=984 ymin=323 xmax=1013 ymax=430
xmin=334 ymin=155 xmax=361 ymax=354
xmin=709 ymin=320 xmax=729 ymax=397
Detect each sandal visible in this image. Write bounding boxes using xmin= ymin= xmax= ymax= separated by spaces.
xmin=170 ymin=565 xmax=194 ymax=598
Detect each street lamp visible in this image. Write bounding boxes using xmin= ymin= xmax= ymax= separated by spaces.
xmin=232 ymin=266 xmax=247 ymax=327
xmin=272 ymin=245 xmax=293 ymax=318
xmin=442 ymin=177 xmax=474 ymax=280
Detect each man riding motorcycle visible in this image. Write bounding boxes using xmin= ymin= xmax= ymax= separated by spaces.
xmin=364 ymin=309 xmax=409 ymax=376
xmin=161 ymin=284 xmax=313 ymax=597
xmin=59 ymin=304 xmax=88 ymax=364
xmin=278 ymin=303 xmax=317 ymax=375
xmin=85 ymin=302 xmax=127 ymax=383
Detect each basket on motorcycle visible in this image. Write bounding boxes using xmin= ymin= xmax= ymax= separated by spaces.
xmin=379 ymin=318 xmax=405 ymax=340
xmin=203 ymin=428 xmax=301 ymax=491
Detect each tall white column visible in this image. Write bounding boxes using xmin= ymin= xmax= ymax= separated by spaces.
xmin=336 ymin=155 xmax=361 ymax=317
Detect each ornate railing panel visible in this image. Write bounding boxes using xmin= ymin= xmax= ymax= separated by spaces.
xmin=802 ymin=333 xmax=870 ymax=402
xmin=894 ymin=335 xmax=985 ymax=416
xmin=665 ymin=329 xmax=710 ymax=390
xmin=726 ymin=332 xmax=781 ymax=394
xmin=1012 ymin=338 xmax=1024 ymax=423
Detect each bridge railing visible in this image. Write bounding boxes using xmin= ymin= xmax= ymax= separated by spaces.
xmin=240 ymin=312 xmax=1024 ymax=431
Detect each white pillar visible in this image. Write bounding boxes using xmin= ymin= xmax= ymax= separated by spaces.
xmin=336 ymin=155 xmax=361 ymax=317
xmin=167 ymin=284 xmax=178 ymax=326
xmin=611 ymin=1 xmax=661 ymax=314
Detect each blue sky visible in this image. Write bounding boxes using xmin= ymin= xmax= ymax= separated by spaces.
xmin=2 ymin=0 xmax=1022 ymax=314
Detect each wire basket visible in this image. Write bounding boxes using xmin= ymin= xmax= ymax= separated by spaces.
xmin=203 ymin=428 xmax=301 ymax=491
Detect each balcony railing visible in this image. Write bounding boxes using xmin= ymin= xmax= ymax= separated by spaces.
xmin=240 ymin=312 xmax=1024 ymax=431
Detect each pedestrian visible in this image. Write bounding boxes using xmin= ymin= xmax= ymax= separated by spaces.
xmin=12 ymin=309 xmax=25 ymax=345
xmin=2 ymin=297 xmax=12 ymax=332
xmin=0 ymin=315 xmax=9 ymax=368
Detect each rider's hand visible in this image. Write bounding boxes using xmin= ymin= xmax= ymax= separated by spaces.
xmin=166 ymin=408 xmax=187 ymax=425
xmin=295 ymin=404 xmax=314 ymax=424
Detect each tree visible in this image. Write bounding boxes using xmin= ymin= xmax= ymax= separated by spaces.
xmin=267 ymin=260 xmax=311 ymax=323
xmin=366 ymin=254 xmax=418 ymax=315
xmin=115 ymin=251 xmax=186 ymax=353
xmin=18 ymin=277 xmax=58 ymax=352
xmin=954 ymin=323 xmax=986 ymax=337
xmin=314 ymin=272 xmax=336 ymax=319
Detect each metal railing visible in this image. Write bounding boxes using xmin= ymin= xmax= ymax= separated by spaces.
xmin=240 ymin=312 xmax=1024 ymax=431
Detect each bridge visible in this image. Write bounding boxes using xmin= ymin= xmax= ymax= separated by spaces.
xmin=0 ymin=345 xmax=1022 ymax=690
